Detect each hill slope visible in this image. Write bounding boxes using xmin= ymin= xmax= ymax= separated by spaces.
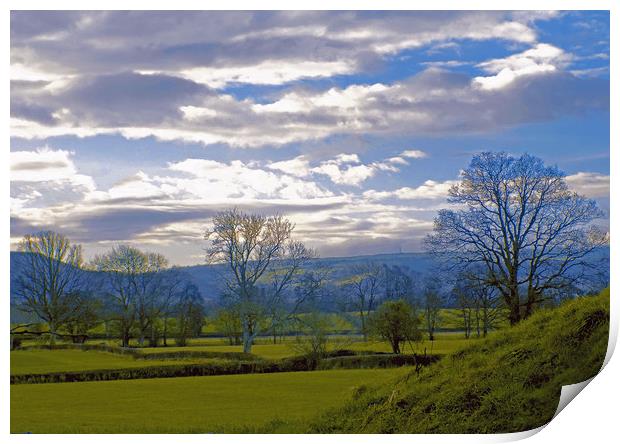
xmin=304 ymin=288 xmax=610 ymax=433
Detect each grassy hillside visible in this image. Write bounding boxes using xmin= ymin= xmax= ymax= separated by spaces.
xmin=303 ymin=288 xmax=609 ymax=434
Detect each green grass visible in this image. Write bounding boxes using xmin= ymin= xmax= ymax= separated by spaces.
xmin=10 ymin=368 xmax=407 ymax=433
xmin=10 ymin=350 xmax=210 ymax=375
xmin=302 ymin=288 xmax=610 ymax=434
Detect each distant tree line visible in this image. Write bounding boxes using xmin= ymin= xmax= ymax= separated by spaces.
xmin=12 ymin=232 xmax=205 ymax=348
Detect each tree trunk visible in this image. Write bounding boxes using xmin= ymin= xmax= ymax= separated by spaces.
xmin=121 ymin=323 xmax=130 ymax=347
xmin=149 ymin=324 xmax=157 ymax=347
xmin=242 ymin=320 xmax=253 ymax=353
xmin=391 ymin=339 xmax=401 ymax=354
xmin=523 ymin=288 xmax=539 ymax=319
xmin=360 ymin=311 xmax=367 ymax=341
xmin=507 ymin=286 xmax=521 ymax=325
xmin=48 ymin=321 xmax=56 ymax=346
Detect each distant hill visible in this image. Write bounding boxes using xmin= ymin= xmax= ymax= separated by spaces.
xmin=10 ymin=247 xmax=608 ymax=322
xmin=179 ymin=252 xmax=438 ymax=301
xmin=11 ymin=251 xmax=436 ymax=300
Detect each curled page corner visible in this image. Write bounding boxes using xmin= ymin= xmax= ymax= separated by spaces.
xmin=495 ymin=374 xmax=601 ymax=442
xmin=496 ymin=425 xmax=546 ymax=442
xmin=553 ymin=377 xmax=595 ymax=420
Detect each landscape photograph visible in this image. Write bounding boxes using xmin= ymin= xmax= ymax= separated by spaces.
xmin=8 ymin=10 xmax=611 ymax=435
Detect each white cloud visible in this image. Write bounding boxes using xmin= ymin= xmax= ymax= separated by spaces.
xmin=267 ymin=155 xmax=312 ymax=178
xmin=310 ymin=152 xmax=410 ymax=186
xmin=312 ymin=162 xmax=375 ymax=187
xmin=474 ymin=43 xmax=572 ymax=90
xmin=565 ymin=172 xmax=609 ymax=198
xmin=164 ymin=158 xmax=334 ymax=201
xmin=91 ymin=171 xmax=166 ymax=201
xmin=176 ymin=60 xmax=355 ymax=88
xmin=364 ymin=179 xmax=458 ymax=201
xmin=252 ymin=83 xmax=389 ymax=114
xmin=333 ymin=153 xmax=361 ymax=164
xmin=180 ymin=105 xmax=218 ymax=119
xmin=11 ymin=147 xmax=96 ymax=192
xmin=400 ymin=149 xmax=428 ymax=159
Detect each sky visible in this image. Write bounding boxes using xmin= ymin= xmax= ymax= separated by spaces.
xmin=10 ymin=11 xmax=610 ymax=266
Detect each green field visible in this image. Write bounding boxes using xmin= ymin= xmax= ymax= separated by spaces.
xmin=10 ymin=349 xmax=212 ymax=375
xmin=10 ymin=368 xmax=407 ymax=433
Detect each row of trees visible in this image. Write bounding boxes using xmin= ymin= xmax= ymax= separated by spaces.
xmin=202 ymin=153 xmax=606 ymax=351
xmin=13 ymin=233 xmax=205 ymax=347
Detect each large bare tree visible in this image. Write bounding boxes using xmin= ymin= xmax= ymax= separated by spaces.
xmin=15 ymin=231 xmax=85 ymax=345
xmin=205 ymin=208 xmax=312 ymax=353
xmin=427 ymin=152 xmax=606 ymax=324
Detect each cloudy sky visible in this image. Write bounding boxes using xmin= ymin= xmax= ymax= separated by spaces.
xmin=10 ymin=11 xmax=610 ymax=265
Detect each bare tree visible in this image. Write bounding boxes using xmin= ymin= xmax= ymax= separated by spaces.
xmin=341 ymin=262 xmax=384 ymax=341
xmin=452 ymin=274 xmax=479 ymax=339
xmin=472 ymin=280 xmax=501 ymax=337
xmin=91 ymin=245 xmax=168 ymax=347
xmin=145 ymin=268 xmax=188 ymax=347
xmin=264 ymin=241 xmax=316 ymax=343
xmin=62 ymin=291 xmax=102 ymax=343
xmin=205 ymin=208 xmax=309 ymax=353
xmin=15 ymin=231 xmax=85 ymax=345
xmin=427 ymin=152 xmax=606 ymax=324
xmin=291 ymin=268 xmax=332 ymax=315
xmin=174 ymin=281 xmax=205 ymax=347
xmin=422 ymin=277 xmax=443 ymax=342
xmin=383 ymin=265 xmax=416 ymax=303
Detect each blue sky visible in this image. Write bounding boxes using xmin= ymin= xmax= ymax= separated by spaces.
xmin=10 ymin=11 xmax=610 ymax=265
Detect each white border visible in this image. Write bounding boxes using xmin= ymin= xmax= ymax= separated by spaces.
xmin=2 ymin=1 xmax=617 ymax=443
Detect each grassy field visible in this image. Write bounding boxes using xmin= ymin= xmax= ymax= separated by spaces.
xmin=10 ymin=349 xmax=212 ymax=375
xmin=10 ymin=368 xmax=407 ymax=433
